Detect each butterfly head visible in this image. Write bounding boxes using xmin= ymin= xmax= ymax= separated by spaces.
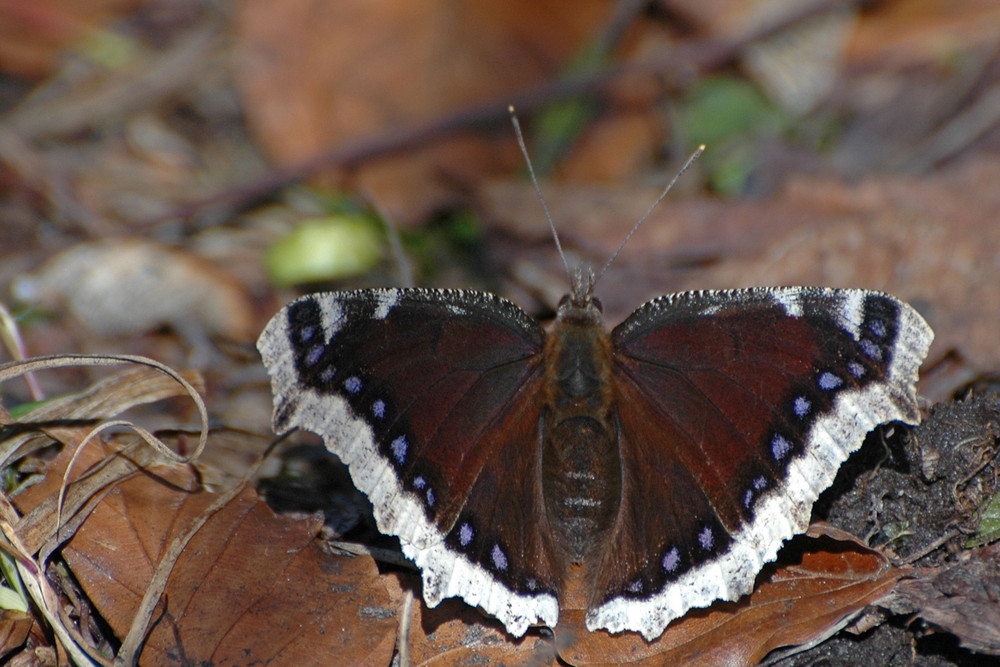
xmin=558 ymin=265 xmax=603 ymax=323
xmin=508 ymin=106 xmax=701 ymax=330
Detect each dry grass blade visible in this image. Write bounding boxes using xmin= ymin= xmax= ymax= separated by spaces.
xmin=7 ymin=366 xmax=203 ymax=561
xmin=55 ymin=419 xmax=180 ymax=545
xmin=0 ymin=353 xmax=208 ymax=462
xmin=0 ymin=364 xmax=205 ymax=470
xmin=0 ymin=518 xmax=102 ymax=667
xmin=0 ymin=354 xmax=208 ymax=558
xmin=0 ymin=301 xmax=43 ymax=401
xmin=0 ymin=354 xmax=211 ymax=664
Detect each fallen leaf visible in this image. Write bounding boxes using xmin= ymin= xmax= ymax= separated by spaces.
xmin=385 ymin=524 xmax=902 ymax=666
xmin=887 ymin=543 xmax=1000 ymax=655
xmin=11 ymin=436 xmax=398 ymax=665
xmin=0 ymin=0 xmax=140 ymax=78
xmin=0 ymin=364 xmax=204 ymax=486
xmin=846 ymin=0 xmax=1000 ymax=69
xmin=12 ymin=239 xmax=255 ymax=344
xmin=265 ymin=214 xmax=384 ymax=286
xmin=397 ymin=577 xmax=558 ymax=666
xmin=0 ymin=609 xmax=33 ymax=660
xmin=234 ymin=0 xmax=615 ymax=223
xmin=834 ymin=0 xmax=1000 ymax=174
xmin=968 ymin=490 xmax=1000 ymax=548
xmin=76 ymin=482 xmax=397 ymax=665
xmin=481 ymin=157 xmax=1000 ymax=384
xmin=551 ymin=524 xmax=902 ymax=665
xmin=2 ymin=362 xmax=398 ymax=664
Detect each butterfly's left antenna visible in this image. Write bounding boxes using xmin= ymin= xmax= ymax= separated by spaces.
xmin=508 ymin=105 xmax=573 ymax=285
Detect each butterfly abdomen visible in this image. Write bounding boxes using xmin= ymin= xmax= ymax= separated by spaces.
xmin=542 ymin=300 xmax=621 ymax=566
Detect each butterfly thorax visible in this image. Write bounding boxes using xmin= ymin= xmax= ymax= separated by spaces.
xmin=541 ymin=294 xmax=622 ymax=568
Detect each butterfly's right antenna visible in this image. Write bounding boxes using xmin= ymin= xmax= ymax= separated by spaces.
xmin=509 ymin=105 xmax=573 ymax=284
xmin=594 ymin=144 xmax=704 ymax=285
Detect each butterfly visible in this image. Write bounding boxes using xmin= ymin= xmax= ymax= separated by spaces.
xmin=257 ymin=270 xmax=932 ymax=639
xmin=258 ymin=114 xmax=932 ymax=639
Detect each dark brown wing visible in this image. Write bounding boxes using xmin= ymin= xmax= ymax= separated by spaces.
xmin=587 ymin=287 xmax=932 ymax=639
xmin=258 ymin=288 xmax=560 ymax=636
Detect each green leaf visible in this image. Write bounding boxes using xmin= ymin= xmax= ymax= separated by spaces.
xmin=678 ymin=76 xmax=781 ymax=146
xmin=265 ymin=215 xmax=383 ymax=286
xmin=0 ymin=553 xmax=27 ymax=613
xmin=676 ymin=76 xmax=790 ymax=196
xmin=0 ymin=585 xmax=27 ymax=613
xmin=966 ymin=490 xmax=1000 ymax=548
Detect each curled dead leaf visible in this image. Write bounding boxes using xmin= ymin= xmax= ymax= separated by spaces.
xmin=13 ymin=239 xmax=255 ymax=344
xmin=886 ymin=543 xmax=1000 ymax=655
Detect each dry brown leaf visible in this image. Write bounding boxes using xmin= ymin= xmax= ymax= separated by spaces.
xmin=0 ymin=610 xmax=34 ymax=660
xmin=657 ymin=0 xmax=770 ymax=32
xmin=886 ymin=543 xmax=1000 ymax=655
xmin=683 ymin=161 xmax=1000 ymax=381
xmin=552 ymin=110 xmax=662 ymax=184
xmin=552 ymin=524 xmax=901 ymax=665
xmin=483 ymin=157 xmax=1000 ymax=387
xmin=73 ymin=482 xmax=397 ymax=665
xmin=2 ymin=359 xmax=396 ymax=664
xmin=385 ymin=524 xmax=900 ymax=665
xmin=11 ymin=437 xmax=398 ymax=664
xmin=0 ymin=365 xmax=204 ymax=472
xmin=0 ymin=0 xmax=140 ymax=78
xmin=663 ymin=0 xmax=1000 ymax=72
xmin=1 ymin=363 xmax=204 ymax=560
xmin=830 ymin=0 xmax=1000 ymax=174
xmin=394 ymin=575 xmax=558 ymax=666
xmin=846 ymin=0 xmax=1000 ymax=69
xmin=234 ymin=0 xmax=615 ymax=223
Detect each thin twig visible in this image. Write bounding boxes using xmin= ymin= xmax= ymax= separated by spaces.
xmin=899 ymin=528 xmax=961 ymax=566
xmin=398 ymin=589 xmax=413 ymax=667
xmin=150 ymin=0 xmax=858 ymax=226
xmin=5 ymin=25 xmax=218 ymax=139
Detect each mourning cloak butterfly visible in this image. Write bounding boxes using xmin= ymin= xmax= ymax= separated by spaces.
xmin=258 ymin=269 xmax=932 ymax=639
xmin=259 ymin=109 xmax=931 ymax=641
